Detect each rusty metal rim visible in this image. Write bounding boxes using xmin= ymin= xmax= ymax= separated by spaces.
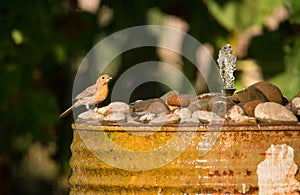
xmin=72 ymin=123 xmax=300 ymax=132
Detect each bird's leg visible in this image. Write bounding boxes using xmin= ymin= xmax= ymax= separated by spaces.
xmin=94 ymin=103 xmax=99 ymax=112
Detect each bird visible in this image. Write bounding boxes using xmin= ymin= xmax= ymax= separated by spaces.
xmin=60 ymin=74 xmax=112 ymax=117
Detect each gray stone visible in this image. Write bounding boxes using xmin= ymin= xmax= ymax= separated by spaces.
xmin=192 ymin=110 xmax=223 ymax=124
xmin=96 ymin=102 xmax=130 ymax=116
xmin=78 ymin=110 xmax=103 ymax=120
xmin=174 ymin=108 xmax=192 ymax=119
xmin=255 ymin=102 xmax=298 ymax=124
xmin=138 ymin=112 xmax=156 ymax=122
xmin=110 ymin=102 xmax=130 ymax=114
xmin=180 ymin=117 xmax=202 ymax=124
xmin=291 ymin=97 xmax=300 ymax=115
xmin=149 ymin=114 xmax=180 ymax=124
xmin=102 ymin=112 xmax=126 ymax=123
xmin=96 ymin=105 xmax=111 ymax=115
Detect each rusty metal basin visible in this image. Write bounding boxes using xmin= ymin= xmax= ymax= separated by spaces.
xmin=69 ymin=123 xmax=300 ymax=194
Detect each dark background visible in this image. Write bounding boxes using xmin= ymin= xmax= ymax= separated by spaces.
xmin=1 ymin=0 xmax=300 ymax=194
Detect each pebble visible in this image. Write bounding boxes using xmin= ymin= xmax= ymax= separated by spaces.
xmin=149 ymin=114 xmax=180 ymax=124
xmin=225 ymin=105 xmax=245 ymax=120
xmin=208 ymin=96 xmax=234 ymax=118
xmin=167 ymin=95 xmax=190 ymax=107
xmin=180 ymin=117 xmax=202 ymax=124
xmin=130 ymin=98 xmax=170 ymax=114
xmin=174 ymin=108 xmax=192 ymax=119
xmin=138 ymin=112 xmax=156 ymax=122
xmin=160 ymin=90 xmax=177 ymax=102
xmin=239 ymin=100 xmax=264 ymax=117
xmin=291 ymin=97 xmax=300 ymax=116
xmin=251 ymin=81 xmax=283 ymax=104
xmin=230 ymin=115 xmax=257 ymax=124
xmin=77 ymin=110 xmax=103 ymax=121
xmin=101 ymin=112 xmax=126 ymax=123
xmin=255 ymin=102 xmax=298 ymax=124
xmin=233 ymin=87 xmax=267 ymax=103
xmin=192 ymin=110 xmax=223 ymax=124
xmin=110 ymin=102 xmax=130 ymax=113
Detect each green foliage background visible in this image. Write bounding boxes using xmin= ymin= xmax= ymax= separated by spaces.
xmin=0 ymin=0 xmax=299 ymax=194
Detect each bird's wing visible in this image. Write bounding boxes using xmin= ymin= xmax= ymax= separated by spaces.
xmin=73 ymin=84 xmax=96 ymax=101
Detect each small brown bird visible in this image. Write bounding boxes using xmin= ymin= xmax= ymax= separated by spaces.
xmin=60 ymin=74 xmax=112 ymax=117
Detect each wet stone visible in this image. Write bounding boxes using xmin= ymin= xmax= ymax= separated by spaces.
xmin=239 ymin=100 xmax=264 ymax=117
xmin=255 ymin=102 xmax=298 ymax=124
xmin=167 ymin=95 xmax=190 ymax=107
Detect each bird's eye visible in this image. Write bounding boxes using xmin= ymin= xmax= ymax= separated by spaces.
xmin=101 ymin=76 xmax=105 ymax=79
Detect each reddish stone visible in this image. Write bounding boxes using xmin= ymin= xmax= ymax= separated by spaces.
xmin=239 ymin=100 xmax=264 ymax=117
xmin=167 ymin=95 xmax=190 ymax=107
xmin=250 ymin=81 xmax=283 ymax=104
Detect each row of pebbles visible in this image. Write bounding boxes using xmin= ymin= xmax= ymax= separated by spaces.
xmin=77 ymin=81 xmax=300 ymax=125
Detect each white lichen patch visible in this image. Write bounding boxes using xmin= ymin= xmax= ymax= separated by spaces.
xmin=257 ymin=144 xmax=300 ymax=195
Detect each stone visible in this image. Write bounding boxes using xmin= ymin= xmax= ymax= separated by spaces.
xmin=160 ymin=90 xmax=177 ymax=102
xmin=180 ymin=117 xmax=201 ymax=124
xmin=208 ymin=96 xmax=234 ymax=118
xmin=225 ymin=105 xmax=245 ymax=120
xmin=102 ymin=112 xmax=126 ymax=123
xmin=257 ymin=144 xmax=300 ymax=195
xmin=149 ymin=114 xmax=180 ymax=124
xmin=110 ymin=102 xmax=130 ymax=114
xmin=230 ymin=115 xmax=257 ymax=124
xmin=192 ymin=110 xmax=223 ymax=124
xmin=239 ymin=100 xmax=264 ymax=117
xmin=233 ymin=87 xmax=267 ymax=103
xmin=138 ymin=112 xmax=156 ymax=122
xmin=291 ymin=97 xmax=300 ymax=116
xmin=167 ymin=95 xmax=190 ymax=107
xmin=255 ymin=102 xmax=298 ymax=124
xmin=251 ymin=81 xmax=283 ymax=104
xmin=148 ymin=101 xmax=170 ymax=115
xmin=130 ymin=98 xmax=170 ymax=115
xmin=77 ymin=110 xmax=103 ymax=121
xmin=96 ymin=102 xmax=130 ymax=116
xmin=174 ymin=108 xmax=192 ymax=120
xmin=96 ymin=105 xmax=112 ymax=115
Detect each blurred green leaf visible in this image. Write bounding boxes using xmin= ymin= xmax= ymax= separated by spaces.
xmin=271 ymin=35 xmax=300 ymax=98
xmin=287 ymin=0 xmax=300 ymax=24
xmin=204 ymin=0 xmax=285 ymax=32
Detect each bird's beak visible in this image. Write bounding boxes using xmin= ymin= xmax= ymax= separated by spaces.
xmin=107 ymin=76 xmax=112 ymax=82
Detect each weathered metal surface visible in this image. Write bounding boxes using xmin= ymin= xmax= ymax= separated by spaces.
xmin=69 ymin=124 xmax=300 ymax=194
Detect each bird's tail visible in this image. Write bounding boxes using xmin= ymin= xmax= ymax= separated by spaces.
xmin=59 ymin=105 xmax=74 ymax=118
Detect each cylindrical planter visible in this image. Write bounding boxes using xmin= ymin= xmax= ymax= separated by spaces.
xmin=69 ymin=124 xmax=300 ymax=194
